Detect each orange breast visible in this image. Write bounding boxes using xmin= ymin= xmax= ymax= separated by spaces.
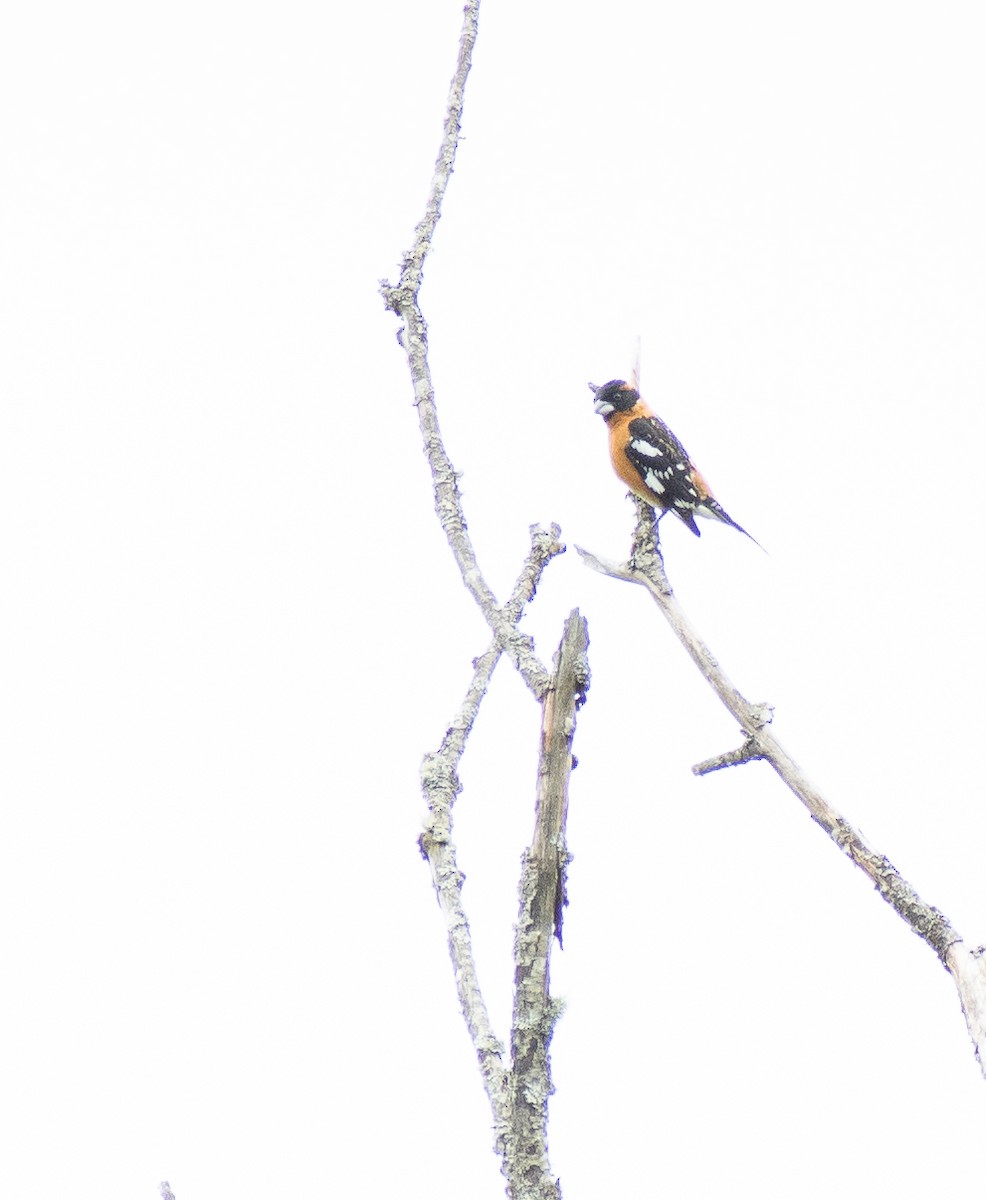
xmin=607 ymin=409 xmax=669 ymax=507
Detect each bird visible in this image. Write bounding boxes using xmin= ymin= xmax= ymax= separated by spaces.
xmin=589 ymin=378 xmax=761 ymax=545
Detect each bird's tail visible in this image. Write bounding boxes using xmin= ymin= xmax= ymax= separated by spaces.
xmin=713 ymin=504 xmax=767 ymax=552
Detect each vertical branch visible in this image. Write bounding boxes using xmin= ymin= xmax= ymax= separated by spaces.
xmin=380 ymin=0 xmax=549 ymax=697
xmin=386 ymin=1 xmax=479 ymax=310
xmin=508 ymin=611 xmax=590 ymax=1200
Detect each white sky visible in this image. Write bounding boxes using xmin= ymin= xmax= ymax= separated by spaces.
xmin=3 ymin=2 xmax=986 ymax=1197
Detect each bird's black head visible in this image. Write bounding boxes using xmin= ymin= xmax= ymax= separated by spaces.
xmin=589 ymin=379 xmax=639 ymax=419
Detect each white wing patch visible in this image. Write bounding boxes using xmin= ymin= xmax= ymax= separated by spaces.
xmin=630 ymin=438 xmax=663 ymax=457
xmin=643 ymin=469 xmax=667 ymax=494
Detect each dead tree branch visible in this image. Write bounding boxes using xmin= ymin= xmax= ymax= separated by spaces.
xmin=577 ymin=495 xmax=986 ymax=1076
xmin=507 ymin=612 xmax=588 ymax=1200
xmin=380 ymin=0 xmax=550 ymax=700
xmin=381 ymin=2 xmax=589 ymax=1191
xmin=418 ymin=524 xmax=565 ymax=1135
xmin=421 ymin=523 xmax=566 ymax=850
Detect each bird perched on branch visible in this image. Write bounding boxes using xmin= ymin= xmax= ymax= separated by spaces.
xmin=589 ymin=379 xmax=761 ymax=546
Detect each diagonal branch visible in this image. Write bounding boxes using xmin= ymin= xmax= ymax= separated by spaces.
xmin=380 ymin=0 xmax=551 ymax=700
xmin=577 ymin=496 xmax=986 ymax=1077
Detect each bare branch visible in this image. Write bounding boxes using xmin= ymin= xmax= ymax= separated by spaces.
xmin=577 ymin=497 xmax=986 ymax=1077
xmin=422 ymin=831 xmax=511 ymax=1144
xmin=381 ymin=0 xmax=594 ymax=1187
xmin=508 ymin=611 xmax=589 ymax=1200
xmin=418 ymin=526 xmax=564 ymax=1144
xmin=380 ymin=0 xmax=551 ymax=699
xmin=380 ymin=1 xmax=478 ymax=317
xmin=419 ymin=524 xmax=563 ymax=849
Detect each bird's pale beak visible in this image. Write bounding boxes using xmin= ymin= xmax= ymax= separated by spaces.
xmin=588 ymin=382 xmax=614 ymax=417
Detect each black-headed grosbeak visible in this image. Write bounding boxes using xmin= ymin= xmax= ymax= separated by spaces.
xmin=590 ymin=379 xmax=759 ymax=544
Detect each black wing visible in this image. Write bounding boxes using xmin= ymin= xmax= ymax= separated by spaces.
xmin=624 ymin=416 xmax=703 ymax=534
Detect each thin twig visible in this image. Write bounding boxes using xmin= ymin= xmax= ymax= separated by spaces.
xmin=576 ymin=495 xmax=986 ymax=1076
xmin=692 ymin=740 xmax=764 ymax=775
xmin=380 ymin=0 xmax=477 ymax=315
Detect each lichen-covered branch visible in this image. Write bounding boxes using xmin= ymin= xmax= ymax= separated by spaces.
xmin=380 ymin=0 xmax=551 ymax=699
xmin=418 ymin=526 xmax=565 ymax=1134
xmin=577 ymin=496 xmax=986 ymax=1078
xmin=421 ymin=523 xmax=565 ymax=848
xmin=380 ymin=3 xmax=599 ymax=1190
xmin=507 ymin=611 xmax=589 ymax=1200
xmin=380 ymin=1 xmax=478 ymax=315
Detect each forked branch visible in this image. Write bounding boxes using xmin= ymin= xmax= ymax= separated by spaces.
xmin=383 ymin=1 xmax=585 ymax=1191
xmin=418 ymin=525 xmax=565 ymax=1136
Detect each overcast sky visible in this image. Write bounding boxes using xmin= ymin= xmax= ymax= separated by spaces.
xmin=3 ymin=2 xmax=986 ymax=1197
